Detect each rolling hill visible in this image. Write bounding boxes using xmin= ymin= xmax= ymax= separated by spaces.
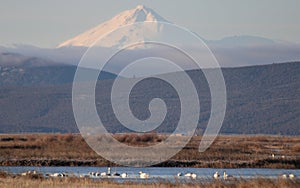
xmin=0 ymin=61 xmax=299 ymax=135
xmin=0 ymin=52 xmax=116 ymax=86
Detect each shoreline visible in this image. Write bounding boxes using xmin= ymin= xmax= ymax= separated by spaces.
xmin=0 ymin=171 xmax=299 ymax=188
xmin=0 ymin=158 xmax=299 ymax=169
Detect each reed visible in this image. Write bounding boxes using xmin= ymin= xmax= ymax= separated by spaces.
xmin=0 ymin=134 xmax=299 ymax=168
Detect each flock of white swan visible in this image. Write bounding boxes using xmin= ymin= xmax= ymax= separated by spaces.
xmin=20 ymin=168 xmax=297 ymax=180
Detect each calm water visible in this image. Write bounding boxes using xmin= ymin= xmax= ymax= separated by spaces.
xmin=1 ymin=166 xmax=299 ymax=181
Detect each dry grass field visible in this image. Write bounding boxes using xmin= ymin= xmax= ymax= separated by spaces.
xmin=0 ymin=134 xmax=299 ymax=168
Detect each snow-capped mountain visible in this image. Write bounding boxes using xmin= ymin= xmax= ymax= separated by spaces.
xmin=3 ymin=5 xmax=299 ymax=67
xmin=57 ymin=5 xmax=170 ymax=48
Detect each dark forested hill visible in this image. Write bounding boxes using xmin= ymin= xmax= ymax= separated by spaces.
xmin=0 ymin=52 xmax=116 ymax=86
xmin=0 ymin=61 xmax=299 ymax=135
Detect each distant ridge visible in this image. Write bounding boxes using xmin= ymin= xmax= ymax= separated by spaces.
xmin=0 ymin=52 xmax=117 ymax=86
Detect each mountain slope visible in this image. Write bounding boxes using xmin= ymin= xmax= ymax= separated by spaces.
xmin=0 ymin=52 xmax=116 ymax=86
xmin=57 ymin=5 xmax=169 ymax=48
xmin=0 ymin=62 xmax=299 ymax=135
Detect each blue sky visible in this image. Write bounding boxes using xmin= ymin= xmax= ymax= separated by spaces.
xmin=0 ymin=0 xmax=299 ymax=47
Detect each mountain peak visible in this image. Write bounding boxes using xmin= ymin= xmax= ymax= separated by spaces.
xmin=130 ymin=5 xmax=152 ymax=22
xmin=57 ymin=6 xmax=169 ymax=48
xmin=135 ymin=5 xmax=146 ymax=10
xmin=118 ymin=5 xmax=168 ymax=23
xmin=136 ymin=5 xmax=144 ymax=9
xmin=133 ymin=5 xmax=155 ymax=15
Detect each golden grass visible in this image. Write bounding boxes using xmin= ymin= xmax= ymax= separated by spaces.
xmin=0 ymin=134 xmax=299 ymax=168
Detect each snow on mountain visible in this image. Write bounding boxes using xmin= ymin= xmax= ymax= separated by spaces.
xmin=4 ymin=5 xmax=300 ymax=67
xmin=57 ymin=5 xmax=170 ymax=48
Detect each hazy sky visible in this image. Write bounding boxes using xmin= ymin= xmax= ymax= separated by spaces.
xmin=0 ymin=0 xmax=299 ymax=47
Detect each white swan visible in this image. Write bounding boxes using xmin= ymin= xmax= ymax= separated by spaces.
xmin=213 ymin=171 xmax=220 ymax=179
xmin=107 ymin=167 xmax=111 ymax=176
xmin=184 ymin=172 xmax=197 ymax=179
xmin=121 ymin=172 xmax=128 ymax=178
xmin=100 ymin=167 xmax=111 ymax=177
xmin=271 ymin=154 xmax=275 ymax=158
xmin=223 ymin=171 xmax=233 ymax=180
xmin=21 ymin=170 xmax=37 ymax=176
xmin=289 ymin=173 xmax=295 ymax=179
xmin=191 ymin=173 xmax=197 ymax=179
xmin=177 ymin=172 xmax=183 ymax=177
xmin=51 ymin=173 xmax=60 ymax=177
xmin=51 ymin=173 xmax=65 ymax=177
xmin=79 ymin=174 xmax=89 ymax=178
xmin=89 ymin=172 xmax=101 ymax=177
xmin=21 ymin=171 xmax=30 ymax=176
xmin=139 ymin=171 xmax=150 ymax=179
